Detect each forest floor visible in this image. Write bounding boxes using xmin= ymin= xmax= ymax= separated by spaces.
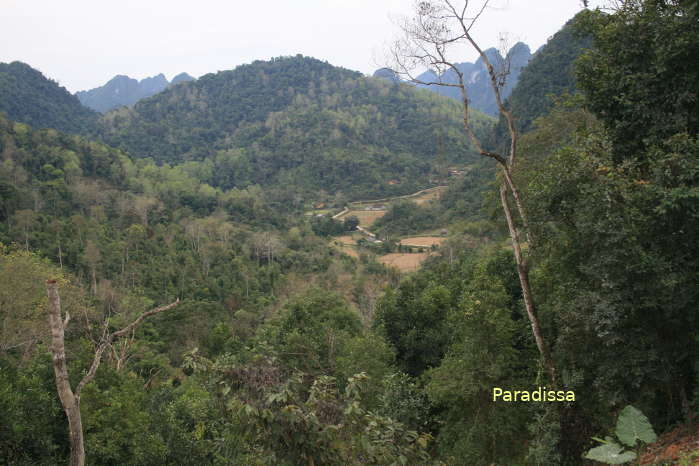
xmin=639 ymin=421 xmax=699 ymax=465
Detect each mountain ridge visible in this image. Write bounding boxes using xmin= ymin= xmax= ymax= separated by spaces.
xmin=0 ymin=61 xmax=98 ymax=134
xmin=76 ymin=72 xmax=195 ymax=113
xmin=374 ymin=42 xmax=532 ymax=116
xmin=98 ymin=54 xmax=493 ymax=198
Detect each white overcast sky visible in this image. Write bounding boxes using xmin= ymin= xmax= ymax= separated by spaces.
xmin=1 ymin=0 xmax=605 ymax=93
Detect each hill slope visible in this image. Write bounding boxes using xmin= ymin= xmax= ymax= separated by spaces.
xmin=0 ymin=61 xmax=98 ymax=134
xmin=505 ymin=13 xmax=593 ymax=133
xmin=100 ymin=55 xmax=493 ymax=199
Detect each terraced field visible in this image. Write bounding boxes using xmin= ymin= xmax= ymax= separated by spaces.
xmin=330 ymin=186 xmax=452 ymax=273
xmin=399 ymin=236 xmax=446 ymax=247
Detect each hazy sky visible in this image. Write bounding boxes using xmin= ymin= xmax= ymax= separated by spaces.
xmin=1 ymin=0 xmax=604 ymax=93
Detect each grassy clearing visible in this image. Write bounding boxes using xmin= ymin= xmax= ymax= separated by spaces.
xmin=334 ymin=235 xmax=359 ymax=245
xmin=338 ymin=245 xmax=359 ymax=258
xmin=337 ymin=210 xmax=386 ymax=227
xmin=379 ymin=252 xmax=430 ymax=272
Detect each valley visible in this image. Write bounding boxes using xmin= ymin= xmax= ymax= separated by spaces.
xmin=1 ymin=2 xmax=697 ymax=465
xmin=328 ymin=185 xmax=451 ymax=273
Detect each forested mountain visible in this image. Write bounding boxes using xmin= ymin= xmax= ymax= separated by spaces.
xmin=504 ymin=12 xmax=593 ymax=132
xmin=0 ymin=61 xmax=98 ymax=133
xmin=433 ymin=13 xmax=592 ymax=222
xmin=170 ymin=72 xmax=195 ymax=85
xmin=372 ymin=67 xmax=401 ymax=83
xmin=76 ymin=72 xmax=195 ymax=113
xmin=2 ymin=2 xmax=698 ymax=465
xmin=375 ymin=42 xmax=532 ymax=116
xmin=99 ymin=55 xmax=492 ymax=199
xmin=0 ymin=57 xmax=491 ymax=200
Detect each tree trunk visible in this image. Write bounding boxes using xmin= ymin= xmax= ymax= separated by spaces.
xmin=499 ymin=184 xmax=557 ymax=385
xmin=46 ymin=280 xmax=179 ymax=466
xmin=58 ymin=242 xmax=63 ymax=269
xmin=66 ymin=403 xmax=85 ymax=466
xmin=47 ymin=280 xmax=86 ymax=466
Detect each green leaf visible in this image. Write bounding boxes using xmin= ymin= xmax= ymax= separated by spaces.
xmin=615 ymin=405 xmax=657 ymax=447
xmin=584 ymin=442 xmax=637 ymax=464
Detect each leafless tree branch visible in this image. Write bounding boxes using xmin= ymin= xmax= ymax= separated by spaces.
xmin=46 ymin=279 xmax=179 ymax=466
xmin=383 ymin=0 xmax=556 ymax=386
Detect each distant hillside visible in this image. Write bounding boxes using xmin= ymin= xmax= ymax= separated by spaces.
xmin=375 ymin=42 xmax=532 ymax=116
xmin=505 ymin=13 xmax=593 ymax=133
xmin=439 ymin=14 xmax=593 ymax=221
xmin=372 ymin=68 xmax=401 ymax=83
xmin=76 ymin=72 xmax=195 ymax=113
xmin=171 ymin=72 xmax=195 ymax=85
xmin=99 ymin=55 xmax=494 ymax=199
xmin=0 ymin=61 xmax=97 ymax=134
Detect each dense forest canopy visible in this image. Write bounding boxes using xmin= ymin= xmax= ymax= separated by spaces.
xmin=0 ymin=62 xmax=98 ymax=134
xmin=98 ymin=55 xmax=493 ymax=199
xmin=1 ymin=56 xmax=494 ymax=201
xmin=1 ymin=1 xmax=698 ymax=465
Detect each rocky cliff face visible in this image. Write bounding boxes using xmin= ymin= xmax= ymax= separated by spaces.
xmin=374 ymin=42 xmax=532 ymax=116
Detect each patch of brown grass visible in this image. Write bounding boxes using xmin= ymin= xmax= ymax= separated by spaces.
xmin=335 ymin=235 xmax=358 ymax=245
xmin=339 ymin=245 xmax=359 ymax=258
xmin=338 ymin=210 xmax=386 ymax=227
xmin=378 ymin=252 xmax=429 ymax=272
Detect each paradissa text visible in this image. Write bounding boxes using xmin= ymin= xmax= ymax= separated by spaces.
xmin=492 ymin=387 xmax=575 ymax=402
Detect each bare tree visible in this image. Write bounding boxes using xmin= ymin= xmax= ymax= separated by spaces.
xmin=386 ymin=0 xmax=557 ymax=385
xmin=83 ymin=240 xmax=101 ymax=295
xmin=13 ymin=209 xmax=37 ymax=251
xmin=46 ymin=279 xmax=179 ymax=466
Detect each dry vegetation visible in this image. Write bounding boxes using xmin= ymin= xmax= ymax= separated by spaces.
xmin=334 ymin=235 xmax=358 ymax=245
xmin=337 ymin=245 xmax=359 ymax=258
xmin=338 ymin=210 xmax=386 ymax=227
xmin=379 ymin=252 xmax=430 ymax=272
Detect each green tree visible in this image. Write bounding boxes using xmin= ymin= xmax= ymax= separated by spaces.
xmin=374 ymin=273 xmax=453 ymax=376
xmin=342 ymin=215 xmax=359 ymax=231
xmin=576 ymin=0 xmax=699 ymax=161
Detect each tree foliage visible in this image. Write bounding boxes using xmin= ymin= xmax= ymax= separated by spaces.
xmin=0 ymin=62 xmax=97 ymax=134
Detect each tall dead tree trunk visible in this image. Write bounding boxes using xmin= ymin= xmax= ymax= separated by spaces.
xmin=46 ymin=280 xmax=179 ymax=466
xmin=47 ymin=281 xmax=84 ymax=466
xmin=388 ymin=0 xmax=557 ymax=385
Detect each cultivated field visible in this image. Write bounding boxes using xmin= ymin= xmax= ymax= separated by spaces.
xmin=379 ymin=252 xmax=429 ymax=272
xmin=338 ymin=210 xmax=386 ymax=227
xmin=335 ymin=235 xmax=358 ymax=245
xmin=399 ymin=236 xmax=446 ymax=247
xmin=411 ymin=187 xmax=444 ymax=205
